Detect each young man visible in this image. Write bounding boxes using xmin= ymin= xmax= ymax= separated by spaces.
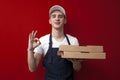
xmin=27 ymin=5 xmax=81 ymax=80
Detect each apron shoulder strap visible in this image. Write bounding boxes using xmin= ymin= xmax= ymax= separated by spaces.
xmin=65 ymin=34 xmax=71 ymax=45
xmin=49 ymin=34 xmax=52 ymax=48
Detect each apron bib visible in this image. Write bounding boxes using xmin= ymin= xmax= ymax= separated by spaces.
xmin=43 ymin=34 xmax=73 ymax=80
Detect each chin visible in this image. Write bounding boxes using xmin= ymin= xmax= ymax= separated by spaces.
xmin=53 ymin=25 xmax=62 ymax=29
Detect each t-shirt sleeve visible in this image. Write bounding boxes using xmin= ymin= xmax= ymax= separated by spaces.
xmin=73 ymin=38 xmax=79 ymax=45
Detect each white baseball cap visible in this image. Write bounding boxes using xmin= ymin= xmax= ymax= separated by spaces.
xmin=49 ymin=5 xmax=66 ymax=17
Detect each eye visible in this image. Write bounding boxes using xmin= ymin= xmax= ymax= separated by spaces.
xmin=59 ymin=15 xmax=64 ymax=18
xmin=51 ymin=15 xmax=56 ymax=18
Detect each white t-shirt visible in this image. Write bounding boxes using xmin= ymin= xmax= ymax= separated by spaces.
xmin=34 ymin=34 xmax=79 ymax=56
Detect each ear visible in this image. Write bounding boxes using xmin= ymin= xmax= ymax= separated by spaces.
xmin=49 ymin=18 xmax=51 ymax=24
xmin=64 ymin=18 xmax=67 ymax=24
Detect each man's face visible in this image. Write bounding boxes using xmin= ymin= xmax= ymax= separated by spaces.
xmin=49 ymin=10 xmax=66 ymax=29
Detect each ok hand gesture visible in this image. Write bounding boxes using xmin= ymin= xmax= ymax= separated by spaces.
xmin=28 ymin=30 xmax=40 ymax=51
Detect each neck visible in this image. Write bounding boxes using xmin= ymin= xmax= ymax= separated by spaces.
xmin=52 ymin=28 xmax=65 ymax=41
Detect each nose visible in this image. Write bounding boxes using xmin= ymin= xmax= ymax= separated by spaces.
xmin=55 ymin=16 xmax=59 ymax=21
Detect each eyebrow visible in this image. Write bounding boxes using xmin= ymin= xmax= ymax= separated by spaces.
xmin=50 ymin=13 xmax=65 ymax=18
xmin=51 ymin=14 xmax=64 ymax=17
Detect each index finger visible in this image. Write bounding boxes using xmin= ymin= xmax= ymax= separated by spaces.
xmin=33 ymin=30 xmax=37 ymax=37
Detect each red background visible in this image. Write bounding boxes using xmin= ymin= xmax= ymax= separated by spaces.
xmin=0 ymin=0 xmax=120 ymax=80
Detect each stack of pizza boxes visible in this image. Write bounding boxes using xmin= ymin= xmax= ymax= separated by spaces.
xmin=57 ymin=45 xmax=106 ymax=59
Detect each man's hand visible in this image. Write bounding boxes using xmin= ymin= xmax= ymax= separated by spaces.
xmin=68 ymin=59 xmax=82 ymax=71
xmin=28 ymin=30 xmax=40 ymax=51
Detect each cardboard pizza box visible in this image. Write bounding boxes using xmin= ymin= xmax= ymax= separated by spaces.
xmin=57 ymin=45 xmax=106 ymax=59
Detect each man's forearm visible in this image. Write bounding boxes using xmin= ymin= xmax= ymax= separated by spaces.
xmin=27 ymin=50 xmax=37 ymax=72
